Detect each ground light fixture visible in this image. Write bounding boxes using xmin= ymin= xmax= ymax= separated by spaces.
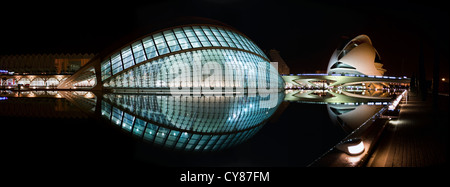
xmin=336 ymin=138 xmax=365 ymax=155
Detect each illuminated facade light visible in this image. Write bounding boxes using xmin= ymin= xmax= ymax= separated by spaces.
xmin=336 ymin=138 xmax=365 ymax=155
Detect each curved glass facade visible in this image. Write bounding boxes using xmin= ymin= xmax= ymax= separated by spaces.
xmin=100 ymin=25 xmax=283 ymax=90
xmin=100 ymin=93 xmax=284 ymax=152
xmin=103 ymin=49 xmax=282 ymax=89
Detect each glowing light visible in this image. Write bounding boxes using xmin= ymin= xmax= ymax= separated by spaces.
xmin=442 ymin=78 xmax=446 ymax=81
xmin=347 ymin=141 xmax=365 ymax=155
xmin=336 ymin=138 xmax=365 ymax=155
xmin=84 ymin=92 xmax=95 ymax=99
xmin=389 ymin=90 xmax=407 ymax=111
xmin=389 ymin=120 xmax=403 ymax=126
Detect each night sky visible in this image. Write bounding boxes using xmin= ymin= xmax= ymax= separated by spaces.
xmin=1 ymin=0 xmax=448 ymax=79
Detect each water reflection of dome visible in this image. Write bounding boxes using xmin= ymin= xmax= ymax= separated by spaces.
xmin=100 ymin=93 xmax=284 ymax=152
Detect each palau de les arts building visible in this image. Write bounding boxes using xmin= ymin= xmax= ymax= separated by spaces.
xmin=327 ymin=34 xmax=386 ymax=76
xmin=283 ymin=34 xmax=408 ymax=90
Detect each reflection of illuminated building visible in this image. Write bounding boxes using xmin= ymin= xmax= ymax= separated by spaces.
xmin=326 ymin=104 xmax=384 ymax=132
xmin=284 ymin=89 xmax=393 ymax=104
xmin=1 ymin=89 xmax=283 ymax=152
xmin=100 ymin=93 xmax=284 ymax=151
xmin=0 ymin=91 xmax=91 ymax=118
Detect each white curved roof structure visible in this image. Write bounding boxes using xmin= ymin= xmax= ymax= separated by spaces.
xmin=327 ymin=35 xmax=386 ymax=76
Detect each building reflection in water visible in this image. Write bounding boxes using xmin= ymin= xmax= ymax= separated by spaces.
xmin=1 ymin=90 xmax=284 ymax=152
xmin=1 ymin=88 xmax=399 ymax=155
xmin=326 ymin=104 xmax=384 ymax=132
xmin=284 ymin=88 xmax=401 ymax=133
xmin=99 ymin=92 xmax=284 ymax=152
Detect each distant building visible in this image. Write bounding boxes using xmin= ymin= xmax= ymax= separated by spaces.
xmin=283 ymin=34 xmax=409 ymax=90
xmin=0 ymin=53 xmax=94 ymax=75
xmin=268 ymin=49 xmax=290 ymax=75
xmin=0 ymin=53 xmax=94 ymax=88
xmin=327 ymin=35 xmax=386 ymax=76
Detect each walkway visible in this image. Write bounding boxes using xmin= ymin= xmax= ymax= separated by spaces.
xmin=366 ymin=92 xmax=448 ymax=167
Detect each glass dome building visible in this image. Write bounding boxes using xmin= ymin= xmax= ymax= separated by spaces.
xmin=59 ymin=20 xmax=284 ymax=93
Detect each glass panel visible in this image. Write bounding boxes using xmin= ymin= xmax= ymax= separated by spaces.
xmin=232 ymin=32 xmax=249 ymax=50
xmin=219 ymin=28 xmax=236 ymax=48
xmin=201 ymin=26 xmax=220 ymax=47
xmin=226 ymin=30 xmax=242 ymax=49
xmin=111 ymin=107 xmax=123 ymax=126
xmin=176 ymin=132 xmax=190 ymax=149
xmin=132 ymin=118 xmax=146 ymax=137
xmin=195 ymin=135 xmax=210 ymax=151
xmin=142 ymin=36 xmax=158 ymax=59
xmin=204 ymin=135 xmax=219 ymax=151
xmin=121 ymin=46 xmax=135 ymax=70
xmin=143 ymin=123 xmax=158 ymax=141
xmin=183 ymin=27 xmax=202 ymax=48
xmin=185 ymin=134 xmax=201 ymax=150
xmin=163 ymin=30 xmax=181 ymax=52
xmin=174 ymin=28 xmax=192 ymax=50
xmin=165 ymin=130 xmax=179 ymax=148
xmin=153 ymin=32 xmax=169 ymax=55
xmin=132 ymin=41 xmax=147 ymax=64
xmin=101 ymin=59 xmax=111 ymax=81
xmin=101 ymin=101 xmax=112 ymax=119
xmin=111 ymin=53 xmax=123 ymax=75
xmin=211 ymin=27 xmax=229 ymax=47
xmin=193 ymin=26 xmax=211 ymax=47
xmin=236 ymin=34 xmax=256 ymax=53
xmin=121 ymin=112 xmax=135 ymax=132
xmin=154 ymin=127 xmax=169 ymax=145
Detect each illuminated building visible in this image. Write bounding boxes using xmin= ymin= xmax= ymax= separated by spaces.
xmin=59 ymin=21 xmax=284 ymax=92
xmin=0 ymin=54 xmax=94 ymax=88
xmin=327 ymin=35 xmax=386 ymax=76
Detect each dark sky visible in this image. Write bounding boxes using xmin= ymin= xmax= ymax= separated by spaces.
xmin=0 ymin=0 xmax=448 ymax=79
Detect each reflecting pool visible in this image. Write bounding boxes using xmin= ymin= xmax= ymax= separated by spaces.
xmin=0 ymin=89 xmax=398 ymax=167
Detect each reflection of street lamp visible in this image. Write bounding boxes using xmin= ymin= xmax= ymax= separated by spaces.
xmin=336 ymin=138 xmax=365 ymax=155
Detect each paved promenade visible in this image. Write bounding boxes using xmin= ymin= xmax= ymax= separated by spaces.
xmin=366 ymin=92 xmax=448 ymax=167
